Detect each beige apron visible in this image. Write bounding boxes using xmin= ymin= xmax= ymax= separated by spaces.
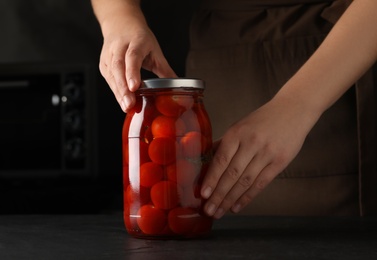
xmin=185 ymin=0 xmax=377 ymax=216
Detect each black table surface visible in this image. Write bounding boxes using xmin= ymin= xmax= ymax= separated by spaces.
xmin=0 ymin=213 xmax=376 ymax=260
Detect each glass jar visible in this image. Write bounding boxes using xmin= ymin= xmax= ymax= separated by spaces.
xmin=122 ymin=78 xmax=213 ymax=239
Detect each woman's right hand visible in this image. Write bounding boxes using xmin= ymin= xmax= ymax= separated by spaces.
xmin=92 ymin=0 xmax=177 ymax=112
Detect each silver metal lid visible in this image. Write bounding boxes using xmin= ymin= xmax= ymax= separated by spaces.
xmin=140 ymin=78 xmax=205 ymax=89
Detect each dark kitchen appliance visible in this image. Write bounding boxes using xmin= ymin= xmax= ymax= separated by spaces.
xmin=0 ymin=63 xmax=98 ymax=180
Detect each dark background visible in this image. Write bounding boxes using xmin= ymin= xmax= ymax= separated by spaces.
xmin=0 ymin=0 xmax=198 ymax=214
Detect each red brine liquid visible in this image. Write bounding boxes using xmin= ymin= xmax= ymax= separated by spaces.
xmin=122 ymin=79 xmax=213 ymax=239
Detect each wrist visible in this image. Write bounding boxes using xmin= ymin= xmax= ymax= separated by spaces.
xmin=270 ymin=84 xmax=323 ymax=134
xmin=94 ymin=1 xmax=147 ymax=36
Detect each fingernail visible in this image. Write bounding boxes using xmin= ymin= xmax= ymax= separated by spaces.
xmin=122 ymin=95 xmax=134 ymax=111
xmin=214 ymin=208 xmax=225 ymax=219
xmin=128 ymin=79 xmax=136 ymax=92
xmin=206 ymin=203 xmax=216 ymax=216
xmin=232 ymin=203 xmax=241 ymax=213
xmin=120 ymin=99 xmax=127 ymax=112
xmin=201 ymin=186 xmax=212 ymax=199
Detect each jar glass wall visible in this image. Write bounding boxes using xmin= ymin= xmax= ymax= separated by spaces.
xmin=122 ymin=79 xmax=213 ymax=239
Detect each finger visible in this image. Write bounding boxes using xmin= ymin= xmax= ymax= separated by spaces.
xmin=201 ymin=140 xmax=238 ymax=201
xmin=125 ymin=45 xmax=144 ymax=92
xmin=203 ymin=143 xmax=256 ymax=218
xmin=231 ymin=163 xmax=280 ymax=214
xmin=110 ymin=51 xmax=136 ymax=112
xmin=213 ymin=152 xmax=271 ymax=218
xmin=126 ymin=48 xmax=177 ymax=92
xmin=100 ymin=57 xmax=134 ymax=113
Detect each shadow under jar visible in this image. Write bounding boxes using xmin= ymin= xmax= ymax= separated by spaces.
xmin=122 ymin=78 xmax=214 ymax=239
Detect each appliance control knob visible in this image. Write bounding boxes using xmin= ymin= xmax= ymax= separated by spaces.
xmin=62 ymin=81 xmax=83 ymax=105
xmin=65 ymin=138 xmax=85 ymax=160
xmin=63 ymin=110 xmax=83 ymax=133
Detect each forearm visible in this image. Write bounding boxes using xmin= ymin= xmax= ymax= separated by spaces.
xmin=91 ymin=0 xmax=147 ymax=36
xmin=274 ymin=0 xmax=377 ymax=120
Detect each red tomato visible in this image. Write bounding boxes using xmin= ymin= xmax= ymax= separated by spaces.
xmin=180 ymin=131 xmax=207 ymax=158
xmin=168 ymin=207 xmax=200 ymax=235
xmin=125 ymin=184 xmax=151 ymax=206
xmin=140 ymin=99 xmax=161 ymax=143
xmin=142 ymin=95 xmax=160 ymax=120
xmin=151 ymin=115 xmax=186 ymax=138
xmin=148 ymin=137 xmax=177 ymax=165
xmin=126 ymin=95 xmax=159 ymax=141
xmin=139 ymin=162 xmax=164 ymax=187
xmin=165 ymin=163 xmax=177 ymax=183
xmin=150 ymin=180 xmax=181 ymax=209
xmin=143 ymin=127 xmax=154 ymax=144
xmin=137 ymin=204 xmax=167 ymax=235
xmin=155 ymin=94 xmax=194 ymax=117
xmin=180 ymin=110 xmax=200 ymax=132
xmin=166 ymin=159 xmax=199 ymax=187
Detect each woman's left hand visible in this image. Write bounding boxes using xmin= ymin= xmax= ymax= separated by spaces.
xmin=200 ymin=95 xmax=319 ymax=219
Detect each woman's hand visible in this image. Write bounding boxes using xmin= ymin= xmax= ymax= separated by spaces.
xmin=92 ymin=0 xmax=176 ymax=112
xmin=200 ymin=95 xmax=320 ymax=219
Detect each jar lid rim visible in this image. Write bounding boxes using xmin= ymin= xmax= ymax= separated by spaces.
xmin=141 ymin=78 xmax=205 ymax=89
